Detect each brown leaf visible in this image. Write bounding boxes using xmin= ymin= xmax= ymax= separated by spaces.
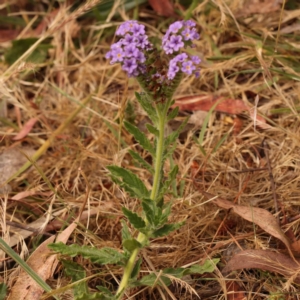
xmin=236 ymin=0 xmax=282 ymax=17
xmin=174 ymin=95 xmax=270 ymax=129
xmin=223 ymin=249 xmax=300 ymax=284
xmin=12 ymin=118 xmax=39 ymax=140
xmin=7 ymin=222 xmax=77 ymax=300
xmin=0 ymin=29 xmax=20 ymax=42
xmin=202 ymin=192 xmax=291 ymax=253
xmin=0 ymin=147 xmax=36 ymax=193
xmin=174 ymin=95 xmax=248 ymax=114
xmin=226 ymin=281 xmax=246 ymax=300
xmin=148 ymin=0 xmax=175 ymax=17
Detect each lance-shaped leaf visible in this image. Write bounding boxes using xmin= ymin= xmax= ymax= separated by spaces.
xmin=128 ymin=150 xmax=154 ymax=175
xmin=141 ymin=198 xmax=156 ymax=226
xmin=130 ymin=258 xmax=142 ymax=281
xmin=48 ymin=242 xmax=125 ymax=265
xmin=124 ymin=121 xmax=155 ymax=155
xmin=146 ymin=123 xmax=159 ymax=136
xmin=164 ymin=117 xmax=189 ymax=152
xmin=157 ymin=165 xmax=178 ymax=201
xmin=152 ymin=222 xmax=184 ymax=238
xmin=122 ymin=207 xmax=146 ymax=231
xmin=167 ymin=106 xmax=179 ymax=121
xmin=107 ymin=165 xmax=149 ymax=199
xmin=130 ymin=258 xmax=219 ymax=288
xmin=135 ymin=92 xmax=158 ymax=124
xmin=122 ymin=239 xmax=142 ymax=253
xmin=62 ymin=260 xmax=89 ymax=297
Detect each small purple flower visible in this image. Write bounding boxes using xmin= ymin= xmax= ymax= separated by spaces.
xmin=124 ymin=44 xmax=139 ymax=57
xmin=169 ymin=21 xmax=183 ymax=33
xmin=106 ymin=20 xmax=153 ymax=77
xmin=169 ymin=35 xmax=184 ymax=52
xmin=116 ymin=20 xmax=138 ymax=35
xmin=110 ymin=48 xmax=125 ymax=63
xmin=162 ymin=20 xmax=200 ymax=54
xmin=167 ymin=53 xmax=201 ymax=80
xmin=175 ymin=53 xmax=188 ymax=62
xmin=182 ymin=60 xmax=195 ymax=75
xmin=191 ymin=55 xmax=201 ymax=64
xmin=136 ymin=51 xmax=146 ymax=63
xmin=132 ymin=23 xmax=145 ymax=35
xmin=185 ymin=20 xmax=196 ymax=27
xmin=123 ymin=34 xmax=136 ymax=45
xmin=122 ymin=58 xmax=138 ymax=76
xmin=167 ymin=63 xmax=180 ymax=80
xmin=136 ymin=35 xmax=150 ymax=49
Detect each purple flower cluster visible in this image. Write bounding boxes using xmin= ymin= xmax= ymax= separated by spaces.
xmin=106 ymin=20 xmax=152 ymax=77
xmin=106 ymin=20 xmax=201 ymax=82
xmin=162 ymin=20 xmax=200 ymax=54
xmin=167 ymin=53 xmax=201 ymax=80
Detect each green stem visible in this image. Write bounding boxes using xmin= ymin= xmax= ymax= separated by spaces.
xmin=116 ymin=102 xmax=168 ymax=299
xmin=150 ymin=105 xmax=167 ymax=200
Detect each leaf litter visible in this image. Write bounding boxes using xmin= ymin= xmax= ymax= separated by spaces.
xmin=1 ymin=0 xmax=300 ymax=299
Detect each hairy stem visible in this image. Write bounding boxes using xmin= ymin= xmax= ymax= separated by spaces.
xmin=116 ymin=101 xmax=168 ymax=299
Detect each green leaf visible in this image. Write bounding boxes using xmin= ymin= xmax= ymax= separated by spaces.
xmin=0 ymin=283 xmax=7 ymax=300
xmin=188 ymin=258 xmax=219 ymax=274
xmin=198 ymin=99 xmax=222 ymax=155
xmin=62 ymin=260 xmax=88 ymax=296
xmin=212 ymin=132 xmax=229 ymax=153
xmin=152 ymin=222 xmax=184 ymax=238
xmin=108 ymin=165 xmax=149 ymax=199
xmin=157 ymin=165 xmax=178 ymax=201
xmin=122 ymin=239 xmax=142 ymax=252
xmin=5 ymin=38 xmax=52 ymax=65
xmin=76 ymin=292 xmax=115 ymax=300
xmin=121 ymin=220 xmax=131 ymax=241
xmin=146 ymin=123 xmax=159 ymax=136
xmin=134 ymin=273 xmax=171 ymax=287
xmin=163 ymin=267 xmax=185 ymax=278
xmin=135 ymin=92 xmax=158 ymax=124
xmin=131 ymin=258 xmax=142 ymax=280
xmin=141 ymin=198 xmax=156 ymax=225
xmin=122 ymin=207 xmax=146 ymax=230
xmin=124 ymin=121 xmax=155 ymax=155
xmin=167 ymin=106 xmax=179 ymax=121
xmin=128 ymin=150 xmax=154 ymax=175
xmin=48 ymin=242 xmax=124 ymax=265
xmin=160 ymin=201 xmax=172 ymax=225
xmin=163 ymin=117 xmax=189 ymax=162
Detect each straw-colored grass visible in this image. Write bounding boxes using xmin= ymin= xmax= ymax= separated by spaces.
xmin=1 ymin=0 xmax=300 ymax=299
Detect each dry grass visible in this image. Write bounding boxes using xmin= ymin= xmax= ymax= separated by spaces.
xmin=1 ymin=0 xmax=300 ymax=299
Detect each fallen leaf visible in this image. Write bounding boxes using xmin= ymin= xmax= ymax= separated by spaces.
xmin=174 ymin=95 xmax=247 ymax=114
xmin=0 ymin=29 xmax=20 ymax=43
xmin=0 ymin=147 xmax=36 ymax=193
xmin=223 ymin=249 xmax=300 ymax=284
xmin=7 ymin=221 xmax=77 ymax=300
xmin=174 ymin=95 xmax=271 ymax=130
xmin=226 ymin=281 xmax=246 ymax=300
xmin=12 ymin=118 xmax=39 ymax=140
xmin=202 ymin=192 xmax=292 ymax=254
xmin=236 ymin=0 xmax=282 ymax=17
xmin=148 ymin=0 xmax=175 ymax=17
xmin=291 ymin=240 xmax=300 ymax=255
